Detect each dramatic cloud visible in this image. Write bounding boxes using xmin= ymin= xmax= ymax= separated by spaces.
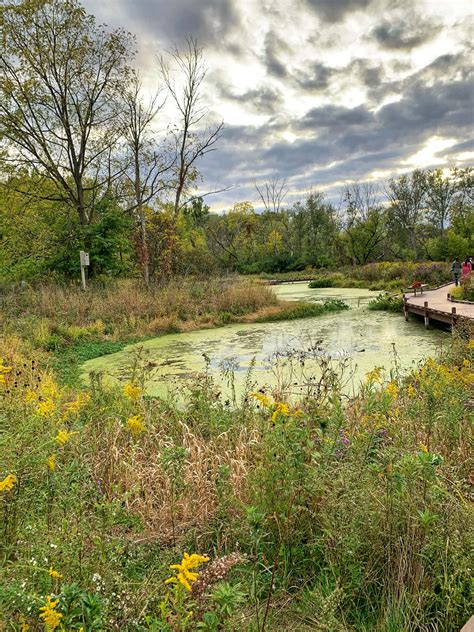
xmin=84 ymin=0 xmax=473 ymax=210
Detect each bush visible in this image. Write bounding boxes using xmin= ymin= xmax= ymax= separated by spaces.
xmin=368 ymin=293 xmax=404 ymax=312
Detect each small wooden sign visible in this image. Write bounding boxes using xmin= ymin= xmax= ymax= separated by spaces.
xmin=80 ymin=251 xmax=89 ymax=290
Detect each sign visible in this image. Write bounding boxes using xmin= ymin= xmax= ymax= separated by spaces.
xmin=80 ymin=251 xmax=90 ymax=266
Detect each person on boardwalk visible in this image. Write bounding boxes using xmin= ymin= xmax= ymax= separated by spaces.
xmin=452 ymin=257 xmax=462 ymax=286
xmin=461 ymin=258 xmax=472 ymax=278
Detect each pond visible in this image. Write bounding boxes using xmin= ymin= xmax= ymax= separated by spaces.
xmin=81 ymin=283 xmax=449 ymax=401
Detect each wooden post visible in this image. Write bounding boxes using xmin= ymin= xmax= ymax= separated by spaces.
xmin=451 ymin=306 xmax=456 ymax=328
xmin=424 ymin=301 xmax=429 ymax=328
xmin=447 ymin=293 xmax=450 ymax=301
xmin=79 ymin=251 xmax=89 ymax=291
xmin=403 ymin=295 xmax=409 ymax=321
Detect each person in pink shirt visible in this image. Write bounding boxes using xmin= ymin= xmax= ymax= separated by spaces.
xmin=461 ymin=258 xmax=471 ymax=277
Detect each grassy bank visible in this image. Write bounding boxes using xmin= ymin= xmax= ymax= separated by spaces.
xmin=1 ymin=321 xmax=472 ymax=630
xmin=258 ymin=261 xmax=452 ymax=291
xmin=1 ymin=278 xmax=349 ymax=387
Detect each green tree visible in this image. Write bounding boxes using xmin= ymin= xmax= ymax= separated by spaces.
xmin=1 ymin=0 xmax=134 ymax=227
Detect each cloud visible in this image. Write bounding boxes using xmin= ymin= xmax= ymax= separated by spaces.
xmin=372 ymin=15 xmax=441 ymax=50
xmin=304 ymin=0 xmax=373 ymax=23
xmin=263 ymin=31 xmax=289 ymax=78
xmin=217 ymin=83 xmax=284 ymax=115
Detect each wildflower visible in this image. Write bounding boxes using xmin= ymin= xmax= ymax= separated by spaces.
xmin=165 ymin=552 xmax=210 ymax=591
xmin=385 ymin=381 xmax=399 ymax=397
xmin=366 ymin=367 xmax=383 ymax=383
xmin=39 ymin=376 xmax=59 ymax=400
xmin=126 ymin=414 xmax=146 ymax=438
xmin=250 ymin=392 xmax=272 ymax=408
xmin=54 ymin=429 xmax=77 ymax=446
xmin=419 ymin=443 xmax=429 ymax=453
xmin=123 ymin=382 xmax=142 ymax=402
xmin=48 ymin=567 xmax=62 ymax=580
xmin=39 ymin=595 xmax=62 ymax=630
xmin=24 ymin=389 xmax=37 ymax=403
xmin=462 ymin=358 xmax=471 ymax=368
xmin=36 ymin=398 xmax=56 ymax=418
xmin=407 ymin=384 xmax=416 ymax=398
xmin=47 ymin=455 xmax=56 ymax=472
xmin=63 ymin=392 xmax=90 ymax=417
xmin=0 ymin=473 xmax=17 ymax=493
xmin=271 ymin=401 xmax=290 ymax=423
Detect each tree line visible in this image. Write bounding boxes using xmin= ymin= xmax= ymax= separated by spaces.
xmin=1 ymin=0 xmax=473 ymax=283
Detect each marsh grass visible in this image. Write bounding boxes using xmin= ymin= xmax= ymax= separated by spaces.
xmin=0 ymin=321 xmax=472 ymax=630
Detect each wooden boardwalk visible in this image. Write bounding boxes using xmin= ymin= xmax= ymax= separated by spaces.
xmin=404 ymin=283 xmax=474 ymax=326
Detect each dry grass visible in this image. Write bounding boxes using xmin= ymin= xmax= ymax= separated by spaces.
xmin=1 ymin=277 xmax=280 ymax=342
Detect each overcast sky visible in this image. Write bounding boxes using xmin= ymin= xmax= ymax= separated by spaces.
xmin=84 ymin=0 xmax=473 ymax=211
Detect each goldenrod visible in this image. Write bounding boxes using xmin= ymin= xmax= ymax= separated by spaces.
xmin=39 ymin=595 xmax=62 ymax=630
xmin=47 ymin=454 xmax=55 ymax=472
xmin=251 ymin=392 xmax=272 ymax=408
xmin=0 ymin=473 xmax=17 ymax=493
xmin=126 ymin=414 xmax=146 ymax=438
xmin=123 ymin=382 xmax=142 ymax=402
xmin=165 ymin=552 xmax=210 ymax=591
xmin=54 ymin=429 xmax=77 ymax=446
xmin=48 ymin=566 xmax=62 ymax=579
xmin=36 ymin=398 xmax=56 ymax=418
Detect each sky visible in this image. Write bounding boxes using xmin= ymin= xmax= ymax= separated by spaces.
xmin=84 ymin=0 xmax=474 ymax=211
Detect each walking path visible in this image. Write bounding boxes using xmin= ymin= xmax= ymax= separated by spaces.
xmin=405 ymin=283 xmax=474 ymax=324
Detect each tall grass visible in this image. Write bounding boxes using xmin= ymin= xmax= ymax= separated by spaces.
xmin=1 ymin=323 xmax=472 ymax=630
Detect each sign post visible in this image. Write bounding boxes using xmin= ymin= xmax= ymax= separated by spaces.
xmin=79 ymin=251 xmax=89 ymax=290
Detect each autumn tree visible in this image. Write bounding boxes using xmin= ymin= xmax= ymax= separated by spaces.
xmin=0 ymin=0 xmax=134 ymax=227
xmin=120 ymin=72 xmax=171 ymax=285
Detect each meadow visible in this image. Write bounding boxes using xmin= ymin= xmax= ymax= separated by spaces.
xmin=0 ymin=277 xmax=472 ymax=631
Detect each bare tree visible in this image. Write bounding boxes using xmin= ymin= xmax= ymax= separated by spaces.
xmin=159 ymin=36 xmax=224 ymax=276
xmin=120 ymin=72 xmax=172 ymax=286
xmin=255 ymin=177 xmax=288 ymax=257
xmin=0 ymin=0 xmax=134 ymax=227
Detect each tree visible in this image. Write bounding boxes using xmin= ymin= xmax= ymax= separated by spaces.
xmin=385 ymin=170 xmax=427 ymax=256
xmin=159 ymin=36 xmax=223 ymax=276
xmin=343 ymin=183 xmax=386 ymax=264
xmin=255 ymin=177 xmax=288 ymax=257
xmin=1 ymin=0 xmax=134 ymax=227
xmin=425 ymin=169 xmax=457 ymax=237
xmin=121 ymin=72 xmax=170 ymax=285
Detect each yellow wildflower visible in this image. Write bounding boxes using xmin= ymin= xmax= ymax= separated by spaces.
xmin=0 ymin=473 xmax=17 ymax=493
xmin=36 ymin=398 xmax=56 ymax=418
xmin=39 ymin=376 xmax=59 ymax=400
xmin=407 ymin=384 xmax=416 ymax=398
xmin=250 ymin=392 xmax=272 ymax=408
xmin=419 ymin=443 xmax=429 ymax=453
xmin=0 ymin=361 xmax=12 ymax=375
xmin=24 ymin=389 xmax=37 ymax=403
xmin=271 ymin=401 xmax=290 ymax=423
xmin=47 ymin=454 xmax=56 ymax=472
xmin=63 ymin=392 xmax=90 ymax=417
xmin=0 ymin=362 xmax=11 ymax=384
xmin=54 ymin=429 xmax=77 ymax=446
xmin=48 ymin=566 xmax=62 ymax=580
xmin=462 ymin=358 xmax=471 ymax=368
xmin=126 ymin=414 xmax=146 ymax=438
xmin=366 ymin=367 xmax=383 ymax=383
xmin=39 ymin=595 xmax=62 ymax=630
xmin=165 ymin=552 xmax=210 ymax=591
xmin=123 ymin=382 xmax=142 ymax=402
xmin=385 ymin=381 xmax=399 ymax=397
xmin=468 ymin=339 xmax=474 ymax=349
